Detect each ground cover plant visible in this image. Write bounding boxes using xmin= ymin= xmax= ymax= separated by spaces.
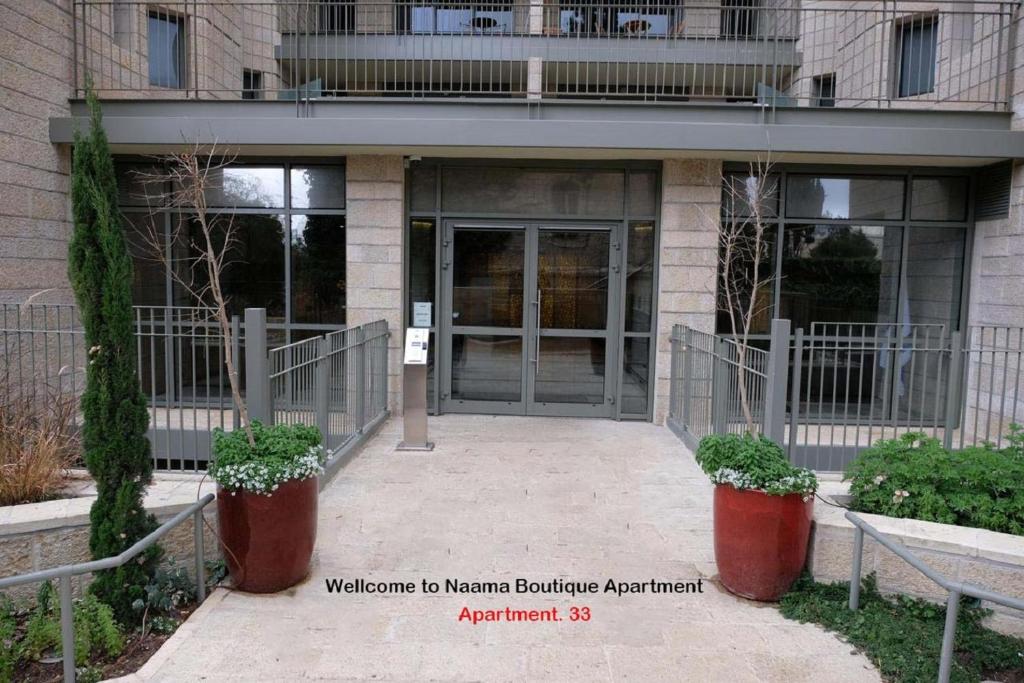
xmin=780 ymin=574 xmax=1024 ymax=683
xmin=844 ymin=429 xmax=1024 ymax=535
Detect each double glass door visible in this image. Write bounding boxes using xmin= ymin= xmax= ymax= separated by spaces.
xmin=440 ymin=221 xmax=619 ymax=417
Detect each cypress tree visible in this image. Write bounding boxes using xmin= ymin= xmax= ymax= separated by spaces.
xmin=68 ymin=88 xmax=159 ymax=624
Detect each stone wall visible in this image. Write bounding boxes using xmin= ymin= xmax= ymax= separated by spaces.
xmin=0 ymin=0 xmax=74 ymax=303
xmin=653 ymin=160 xmax=721 ymax=423
xmin=345 ymin=155 xmax=405 ymax=415
xmin=810 ymin=483 xmax=1024 ymax=637
xmin=0 ymin=489 xmax=219 ymax=606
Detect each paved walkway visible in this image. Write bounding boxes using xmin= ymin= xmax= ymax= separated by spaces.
xmin=134 ymin=416 xmax=879 ymax=682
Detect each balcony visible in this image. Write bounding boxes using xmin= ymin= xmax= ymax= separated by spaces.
xmin=72 ymin=0 xmax=1017 ymax=110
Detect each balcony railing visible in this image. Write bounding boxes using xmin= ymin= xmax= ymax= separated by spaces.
xmin=73 ymin=1 xmax=1017 ymax=110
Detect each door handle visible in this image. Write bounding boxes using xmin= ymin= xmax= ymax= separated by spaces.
xmin=532 ymin=287 xmax=541 ymax=370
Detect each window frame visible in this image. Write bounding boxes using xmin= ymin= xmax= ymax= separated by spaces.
xmin=894 ymin=14 xmax=938 ymax=99
xmin=811 ymin=73 xmax=835 ymax=108
xmin=147 ymin=10 xmax=188 ymax=89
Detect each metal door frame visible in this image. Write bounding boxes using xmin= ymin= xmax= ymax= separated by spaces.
xmin=440 ymin=219 xmax=621 ymax=417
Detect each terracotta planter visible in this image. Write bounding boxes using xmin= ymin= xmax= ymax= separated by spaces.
xmin=216 ymin=477 xmax=318 ymax=593
xmin=713 ymin=483 xmax=813 ymax=601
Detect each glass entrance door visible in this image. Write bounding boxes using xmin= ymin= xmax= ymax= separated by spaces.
xmin=441 ymin=221 xmax=618 ymax=417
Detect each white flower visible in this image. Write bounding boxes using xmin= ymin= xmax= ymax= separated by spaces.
xmin=874 ymin=475 xmax=886 ymax=485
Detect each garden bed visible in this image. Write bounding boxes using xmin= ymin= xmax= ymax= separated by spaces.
xmin=810 ymin=480 xmax=1024 ymax=637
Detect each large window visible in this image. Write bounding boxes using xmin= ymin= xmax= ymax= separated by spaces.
xmin=117 ymin=161 xmax=347 ymax=339
xmin=719 ymin=170 xmax=970 ymax=336
xmin=148 ymin=12 xmax=186 ymax=89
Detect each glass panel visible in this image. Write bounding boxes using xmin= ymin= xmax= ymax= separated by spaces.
xmin=628 ymin=171 xmax=658 ymax=216
xmin=426 ymin=331 xmax=436 ymax=412
xmin=537 ymin=230 xmax=609 ymax=330
xmin=442 ymin=167 xmax=624 ymax=216
xmin=722 ymin=173 xmax=780 ymax=218
xmin=911 ymin=177 xmax=969 ymax=222
xmin=451 ymin=334 xmax=522 ymax=401
xmin=716 ymin=221 xmax=777 ymax=335
xmin=291 ymin=215 xmax=346 ymax=324
xmin=621 ymin=337 xmax=650 ymax=415
xmin=116 ymin=163 xmax=164 ymax=206
xmin=778 ymin=224 xmax=901 ymax=331
xmin=172 ymin=213 xmax=286 ymax=321
xmin=408 ymin=219 xmax=436 ymax=327
xmin=201 ymin=166 xmax=285 ymax=208
xmin=905 ymin=226 xmax=965 ymax=329
xmin=410 ymin=165 xmax=437 ymax=213
xmin=899 ymin=18 xmax=937 ymax=97
xmin=148 ymin=14 xmax=184 ymax=88
xmin=786 ymin=176 xmax=904 ymax=220
xmin=123 ymin=213 xmax=166 ymax=306
xmin=290 ymin=166 xmax=346 ymax=209
xmin=625 ymin=221 xmax=655 ymax=332
xmin=534 ymin=337 xmax=605 ymax=404
xmin=452 ymin=229 xmax=524 ymax=328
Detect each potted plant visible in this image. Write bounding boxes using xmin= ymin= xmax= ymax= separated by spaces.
xmin=209 ymin=422 xmax=325 ymax=593
xmin=695 ymin=433 xmax=817 ymax=601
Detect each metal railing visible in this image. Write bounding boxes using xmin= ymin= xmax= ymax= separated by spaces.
xmin=266 ymin=319 xmax=390 ymax=455
xmin=0 ymin=493 xmax=215 ymax=683
xmin=1 ymin=303 xmax=390 ymax=473
xmin=846 ymin=511 xmax=1024 ymax=683
xmin=72 ymin=0 xmax=1016 ymax=110
xmin=669 ymin=318 xmax=1024 ymax=470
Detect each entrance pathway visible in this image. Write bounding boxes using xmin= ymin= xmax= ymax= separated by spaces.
xmin=134 ymin=416 xmax=879 ymax=682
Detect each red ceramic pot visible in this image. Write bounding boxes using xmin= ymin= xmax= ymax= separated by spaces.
xmin=713 ymin=483 xmax=813 ymax=601
xmin=216 ymin=477 xmax=318 ymax=593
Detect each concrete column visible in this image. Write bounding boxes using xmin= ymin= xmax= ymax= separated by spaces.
xmin=653 ymin=159 xmax=722 ymax=424
xmin=346 ymin=155 xmax=405 ymax=414
xmin=528 ymin=0 xmax=544 ymax=35
xmin=527 ymin=57 xmax=543 ymax=99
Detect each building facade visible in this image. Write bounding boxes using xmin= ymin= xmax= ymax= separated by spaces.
xmin=3 ymin=0 xmax=1024 ymax=427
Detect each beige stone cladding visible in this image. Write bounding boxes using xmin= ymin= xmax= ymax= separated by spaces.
xmin=0 ymin=0 xmax=75 ymax=303
xmin=345 ymin=155 xmax=404 ymax=415
xmin=654 ymin=160 xmax=721 ymax=424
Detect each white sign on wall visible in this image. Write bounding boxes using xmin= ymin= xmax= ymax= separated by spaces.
xmin=412 ymin=301 xmax=432 ymax=328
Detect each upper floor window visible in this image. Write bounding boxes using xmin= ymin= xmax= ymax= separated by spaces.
xmin=896 ymin=16 xmax=937 ymax=98
xmin=148 ymin=12 xmax=186 ymax=89
xmin=812 ymin=73 xmax=835 ymax=108
xmin=721 ymin=0 xmax=759 ymax=38
xmin=242 ymin=70 xmax=263 ymax=100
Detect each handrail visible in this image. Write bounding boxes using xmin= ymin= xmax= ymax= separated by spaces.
xmin=845 ymin=511 xmax=1024 ymax=683
xmin=0 ymin=492 xmax=216 ymax=683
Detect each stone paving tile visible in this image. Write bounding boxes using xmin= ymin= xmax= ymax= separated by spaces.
xmin=138 ymin=416 xmax=881 ymax=682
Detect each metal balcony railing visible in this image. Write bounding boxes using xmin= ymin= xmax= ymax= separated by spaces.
xmin=73 ymin=1 xmax=1017 ymax=110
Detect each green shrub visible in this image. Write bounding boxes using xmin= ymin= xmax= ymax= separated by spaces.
xmin=694 ymin=433 xmax=817 ymax=496
xmin=780 ymin=574 xmax=1024 ymax=683
xmin=209 ymin=421 xmax=324 ymax=494
xmin=21 ymin=582 xmax=122 ymax=666
xmin=844 ymin=432 xmax=1024 ymax=535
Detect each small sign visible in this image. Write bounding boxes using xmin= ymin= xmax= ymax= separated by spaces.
xmin=412 ymin=301 xmax=432 ymax=328
xmin=404 ymin=328 xmax=429 ymax=365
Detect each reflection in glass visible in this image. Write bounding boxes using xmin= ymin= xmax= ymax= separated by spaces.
xmin=786 ymin=176 xmax=904 ymax=220
xmin=537 ymin=230 xmax=609 ymax=330
xmin=408 ymin=219 xmax=436 ymax=326
xmin=123 ymin=213 xmax=167 ymax=306
xmin=716 ymin=221 xmax=776 ymax=335
xmin=116 ymin=164 xmax=164 ymax=207
xmin=202 ymin=166 xmax=285 ymax=208
xmin=905 ymin=226 xmax=965 ymax=329
xmin=442 ymin=167 xmax=624 ymax=216
xmin=626 ymin=222 xmax=655 ymax=333
xmin=173 ymin=213 xmax=286 ymax=320
xmin=722 ymin=173 xmax=780 ymax=218
xmin=409 ymin=165 xmax=437 ymax=213
xmin=628 ymin=171 xmax=658 ymax=216
xmin=779 ymin=225 xmax=900 ymax=331
xmin=451 ymin=335 xmax=522 ymax=401
xmin=291 ymin=215 xmax=346 ymax=324
xmin=534 ymin=337 xmax=605 ymax=404
xmin=290 ymin=166 xmax=346 ymax=209
xmin=621 ymin=337 xmax=649 ymax=415
xmin=452 ymin=229 xmax=524 ymax=328
xmin=911 ymin=177 xmax=969 ymax=222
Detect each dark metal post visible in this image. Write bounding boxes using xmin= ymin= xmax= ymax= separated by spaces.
xmin=60 ymin=574 xmax=75 ymax=683
xmin=316 ymin=336 xmax=330 ymax=442
xmin=244 ymin=308 xmax=271 ymax=424
xmin=938 ymin=590 xmax=961 ymax=683
xmin=193 ymin=507 xmax=206 ymax=603
xmin=849 ymin=526 xmax=864 ymax=610
xmin=943 ymin=330 xmax=963 ymax=450
xmin=681 ymin=326 xmax=694 ymax=429
xmin=763 ymin=318 xmax=791 ymax=444
xmin=712 ymin=336 xmax=729 ymax=434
